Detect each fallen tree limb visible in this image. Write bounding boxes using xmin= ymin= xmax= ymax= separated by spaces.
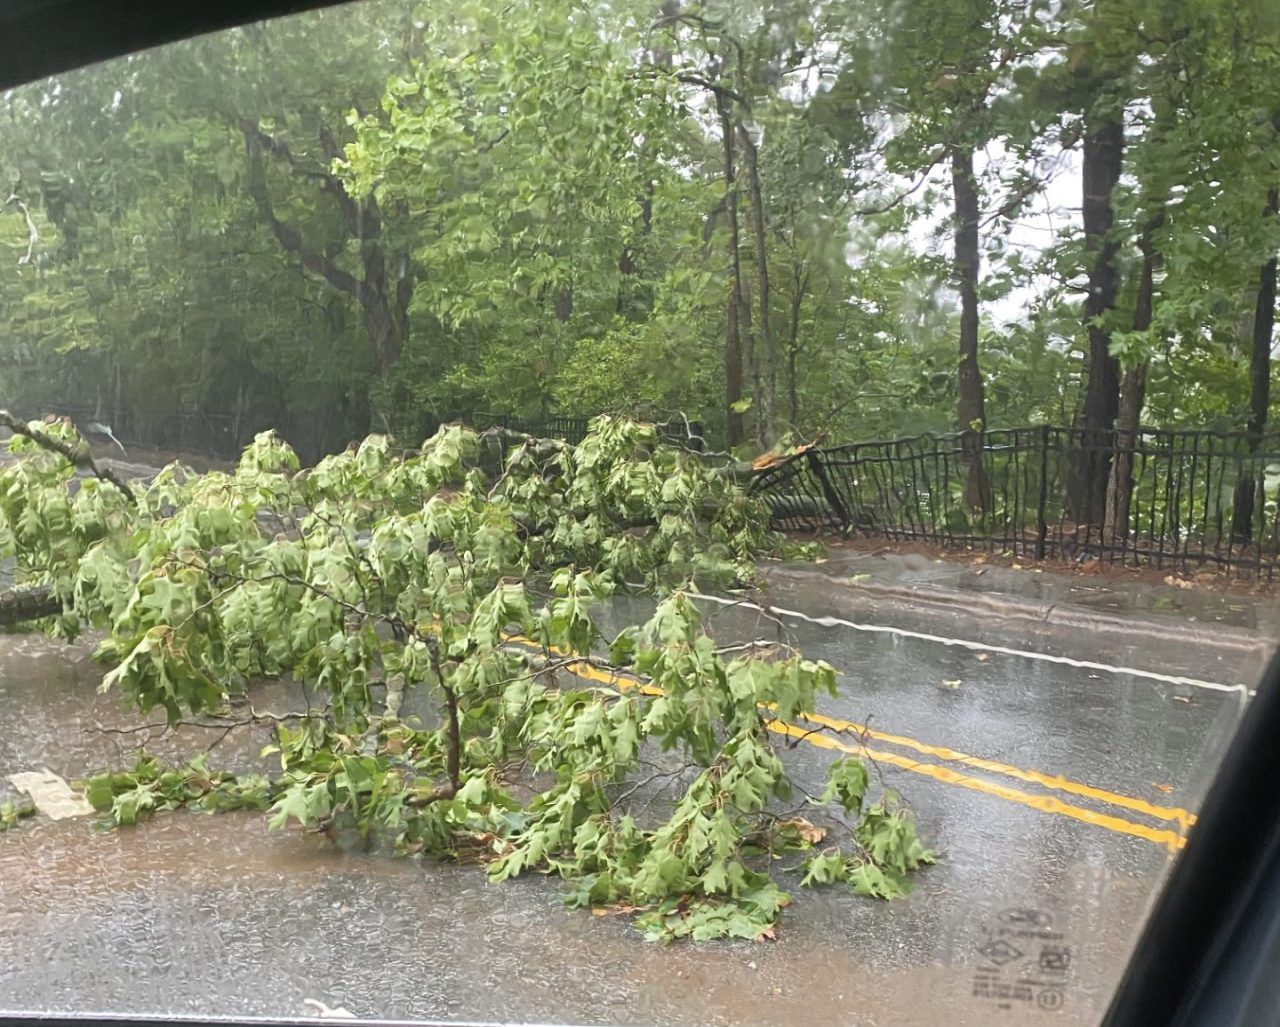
xmin=0 ymin=409 xmax=136 ymax=504
xmin=0 ymin=584 xmax=60 ymax=625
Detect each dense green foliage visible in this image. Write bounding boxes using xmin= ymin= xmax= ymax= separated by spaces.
xmin=1 ymin=0 xmax=1276 ymax=457
xmin=1 ymin=415 xmax=932 ymax=940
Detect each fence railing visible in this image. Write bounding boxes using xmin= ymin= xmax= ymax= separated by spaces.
xmin=750 ymin=425 xmax=1280 ymax=576
xmin=6 ymin=403 xmax=705 ymax=466
xmin=15 ymin=402 xmax=1277 ymax=573
xmin=426 ymin=412 xmax=705 ymax=451
xmin=462 ymin=413 xmax=705 ymax=477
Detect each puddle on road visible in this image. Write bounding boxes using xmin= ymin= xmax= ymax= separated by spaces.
xmin=0 ymin=632 xmax=310 ymax=798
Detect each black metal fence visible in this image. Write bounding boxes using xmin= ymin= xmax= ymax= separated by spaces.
xmin=6 ymin=403 xmax=705 ymax=467
xmin=18 ymin=401 xmax=1278 ymax=573
xmin=436 ymin=413 xmax=595 ymax=446
xmin=461 ymin=413 xmax=705 ymax=477
xmin=425 ymin=412 xmax=705 ymax=451
xmin=751 ymin=425 xmax=1280 ymax=576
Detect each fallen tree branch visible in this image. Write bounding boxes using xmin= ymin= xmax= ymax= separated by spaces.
xmin=0 ymin=584 xmax=60 ymax=625
xmin=0 ymin=409 xmax=136 ymax=503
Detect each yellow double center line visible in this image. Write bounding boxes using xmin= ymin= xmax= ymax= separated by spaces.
xmin=503 ymin=635 xmax=1195 ymax=853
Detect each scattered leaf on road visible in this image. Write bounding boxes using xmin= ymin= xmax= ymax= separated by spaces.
xmin=779 ymin=817 xmax=827 ymax=845
xmin=1152 ymin=783 xmax=1174 ymax=794
xmin=975 ymin=653 xmax=990 ymax=662
xmin=941 ymin=679 xmax=961 ymax=690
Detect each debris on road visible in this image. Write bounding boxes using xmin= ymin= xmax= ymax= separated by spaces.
xmin=7 ymin=768 xmax=92 ymax=819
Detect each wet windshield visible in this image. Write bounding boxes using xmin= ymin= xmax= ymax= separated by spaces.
xmin=1 ymin=1 xmax=1277 ymax=1024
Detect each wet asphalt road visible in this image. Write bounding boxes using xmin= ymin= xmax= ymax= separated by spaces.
xmin=0 ymin=567 xmax=1269 ymax=1026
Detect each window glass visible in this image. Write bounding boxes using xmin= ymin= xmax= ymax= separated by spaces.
xmin=1 ymin=2 xmax=1275 ymax=1023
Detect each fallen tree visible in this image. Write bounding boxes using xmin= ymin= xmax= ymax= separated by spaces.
xmin=0 ymin=413 xmax=933 ymax=941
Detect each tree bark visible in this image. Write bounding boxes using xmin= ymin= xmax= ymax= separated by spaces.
xmin=0 ymin=585 xmax=60 ymax=626
xmin=737 ymin=122 xmax=776 ymax=447
xmin=716 ymin=93 xmax=747 ymax=447
xmin=1104 ymin=212 xmax=1162 ymax=541
xmin=1231 ymin=186 xmax=1279 ymax=542
xmin=1073 ymin=107 xmax=1125 ymax=525
xmin=950 ymin=146 xmax=989 ymax=512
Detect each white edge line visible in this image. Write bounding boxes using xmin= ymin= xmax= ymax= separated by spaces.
xmin=688 ymin=590 xmax=1256 ymax=701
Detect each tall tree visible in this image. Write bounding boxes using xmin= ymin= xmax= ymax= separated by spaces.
xmin=1054 ymin=0 xmax=1135 ymax=525
xmin=715 ymin=83 xmax=750 ymax=446
xmin=1104 ymin=210 xmax=1161 ymax=539
xmin=1231 ymin=186 xmax=1279 ymax=541
xmin=1075 ymin=106 xmax=1125 ymax=523
xmin=951 ymin=145 xmax=989 ymax=509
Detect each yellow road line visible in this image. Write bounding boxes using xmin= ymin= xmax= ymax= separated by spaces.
xmin=505 ymin=634 xmax=1192 ymax=850
xmin=793 ymin=710 xmax=1197 ymax=830
xmin=768 ymin=721 xmax=1187 ymax=854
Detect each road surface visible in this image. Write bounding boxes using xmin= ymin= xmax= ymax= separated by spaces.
xmin=0 ymin=563 xmax=1269 ymax=1026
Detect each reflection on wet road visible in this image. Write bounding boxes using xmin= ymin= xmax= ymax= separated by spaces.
xmin=0 ymin=571 xmax=1266 ymax=1026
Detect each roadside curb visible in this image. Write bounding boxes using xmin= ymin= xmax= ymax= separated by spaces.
xmin=760 ymin=565 xmax=1275 ymax=657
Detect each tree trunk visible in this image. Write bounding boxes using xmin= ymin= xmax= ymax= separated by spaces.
xmin=1073 ymin=108 xmax=1125 ymax=525
xmin=357 ymin=247 xmax=411 ymax=374
xmin=738 ymin=123 xmax=776 ymax=447
xmin=786 ymin=268 xmax=808 ymax=431
xmin=716 ymin=93 xmax=747 ymax=447
xmin=1104 ymin=212 xmax=1161 ymax=541
xmin=240 ymin=120 xmax=411 ymax=377
xmin=1231 ymin=186 xmax=1279 ymax=542
xmin=951 ymin=146 xmax=989 ymax=512
xmin=741 ymin=276 xmax=759 ymax=436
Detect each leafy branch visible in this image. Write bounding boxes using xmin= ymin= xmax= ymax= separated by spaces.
xmin=0 ymin=416 xmax=932 ymax=940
